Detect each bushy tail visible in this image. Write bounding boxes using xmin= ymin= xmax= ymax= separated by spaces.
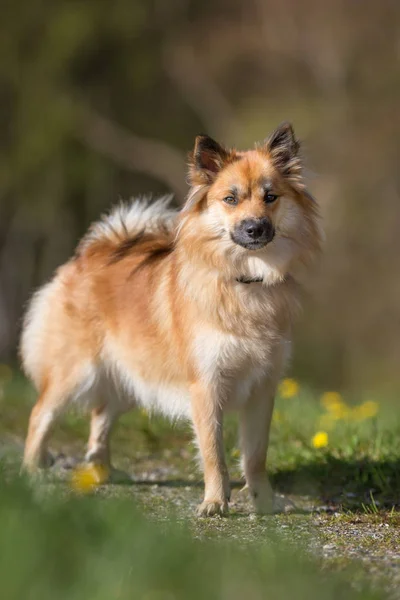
xmin=77 ymin=195 xmax=177 ymax=257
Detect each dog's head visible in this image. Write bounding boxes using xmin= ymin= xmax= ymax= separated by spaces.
xmin=182 ymin=123 xmax=322 ymax=280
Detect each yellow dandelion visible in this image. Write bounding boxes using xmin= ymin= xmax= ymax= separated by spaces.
xmin=320 ymin=391 xmax=343 ymax=409
xmin=0 ymin=364 xmax=13 ymax=383
xmin=140 ymin=408 xmax=148 ymax=417
xmin=329 ymin=402 xmax=351 ymax=420
xmin=312 ymin=431 xmax=328 ymax=449
xmin=351 ymin=400 xmax=379 ymax=421
xmin=320 ymin=392 xmax=350 ymax=420
xmin=231 ymin=448 xmax=241 ymax=459
xmin=278 ymin=378 xmax=299 ymax=399
xmin=71 ymin=464 xmax=109 ymax=493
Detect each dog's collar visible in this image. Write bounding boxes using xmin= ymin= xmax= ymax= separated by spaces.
xmin=236 ymin=276 xmax=264 ymax=284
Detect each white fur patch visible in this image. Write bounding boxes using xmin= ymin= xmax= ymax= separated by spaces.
xmin=68 ymin=364 xmax=100 ymax=410
xmin=192 ymin=326 xmax=270 ymax=409
xmin=100 ymin=342 xmax=192 ymax=420
xmin=80 ymin=195 xmax=177 ymax=251
xmin=20 ymin=279 xmax=60 ymax=384
xmin=50 ymin=352 xmax=192 ymax=421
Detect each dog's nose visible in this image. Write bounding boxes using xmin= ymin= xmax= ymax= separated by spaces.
xmin=243 ymin=218 xmax=271 ymax=239
xmin=245 ymin=221 xmax=263 ymax=238
xmin=232 ymin=217 xmax=275 ymax=249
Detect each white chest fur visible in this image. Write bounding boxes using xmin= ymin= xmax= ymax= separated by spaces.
xmin=96 ymin=322 xmax=288 ymax=422
xmin=192 ymin=325 xmax=282 ymax=409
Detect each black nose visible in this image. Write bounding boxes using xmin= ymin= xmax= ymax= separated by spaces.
xmin=231 ymin=217 xmax=274 ymax=249
xmin=243 ymin=218 xmax=271 ymax=239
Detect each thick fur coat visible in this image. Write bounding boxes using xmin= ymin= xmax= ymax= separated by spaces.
xmin=21 ymin=123 xmax=322 ymax=516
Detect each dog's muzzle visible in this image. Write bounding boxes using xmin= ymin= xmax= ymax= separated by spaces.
xmin=231 ymin=218 xmax=275 ymax=250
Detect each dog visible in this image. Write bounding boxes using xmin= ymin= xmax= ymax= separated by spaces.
xmin=20 ymin=123 xmax=322 ymax=516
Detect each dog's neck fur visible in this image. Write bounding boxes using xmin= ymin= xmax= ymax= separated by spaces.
xmin=175 ymin=212 xmax=292 ymax=288
xmin=172 ymin=220 xmax=301 ymax=336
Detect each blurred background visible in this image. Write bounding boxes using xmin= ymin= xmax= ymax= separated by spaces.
xmin=0 ymin=0 xmax=399 ymax=392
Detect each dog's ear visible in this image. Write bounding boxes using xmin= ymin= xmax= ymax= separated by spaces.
xmin=188 ymin=135 xmax=229 ymax=185
xmin=264 ymin=123 xmax=302 ymax=182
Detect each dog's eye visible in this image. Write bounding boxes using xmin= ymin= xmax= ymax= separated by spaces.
xmin=264 ymin=192 xmax=278 ymax=204
xmin=223 ymin=195 xmax=237 ymax=205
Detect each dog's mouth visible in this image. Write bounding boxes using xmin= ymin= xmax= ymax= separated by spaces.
xmin=230 ymin=231 xmax=275 ymax=251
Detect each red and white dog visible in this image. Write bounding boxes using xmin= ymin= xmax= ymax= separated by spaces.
xmin=21 ymin=123 xmax=321 ymax=516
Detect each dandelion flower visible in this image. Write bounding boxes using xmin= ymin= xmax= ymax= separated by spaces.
xmin=71 ymin=464 xmax=109 ymax=493
xmin=329 ymin=402 xmax=351 ymax=420
xmin=312 ymin=431 xmax=328 ymax=449
xmin=320 ymin=392 xmax=350 ymax=420
xmin=351 ymin=400 xmax=379 ymax=421
xmin=320 ymin=391 xmax=343 ymax=409
xmin=278 ymin=378 xmax=299 ymax=399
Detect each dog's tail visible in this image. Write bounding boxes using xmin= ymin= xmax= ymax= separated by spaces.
xmin=76 ymin=195 xmax=177 ymax=260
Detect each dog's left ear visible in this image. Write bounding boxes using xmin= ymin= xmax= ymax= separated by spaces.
xmin=264 ymin=123 xmax=302 ymax=181
xmin=188 ymin=135 xmax=229 ymax=185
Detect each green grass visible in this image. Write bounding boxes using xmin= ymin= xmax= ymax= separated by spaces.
xmin=2 ymin=373 xmax=399 ymax=511
xmin=1 ymin=369 xmax=400 ymax=598
xmin=0 ymin=474 xmax=386 ymax=600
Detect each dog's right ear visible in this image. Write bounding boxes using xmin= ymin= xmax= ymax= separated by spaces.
xmin=188 ymin=135 xmax=229 ymax=186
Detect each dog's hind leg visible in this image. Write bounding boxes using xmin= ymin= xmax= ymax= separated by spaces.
xmin=22 ymin=384 xmax=66 ymax=473
xmin=23 ymin=363 xmax=98 ymax=474
xmin=85 ymin=403 xmax=133 ymax=483
xmin=85 ymin=403 xmax=118 ymax=468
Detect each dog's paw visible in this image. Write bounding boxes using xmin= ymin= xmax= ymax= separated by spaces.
xmin=251 ymin=493 xmax=296 ymax=515
xmin=252 ymin=496 xmax=274 ymax=515
xmin=197 ymin=500 xmax=229 ymax=517
xmin=273 ymin=493 xmax=296 ymax=514
xmin=21 ymin=450 xmax=55 ymax=475
xmin=251 ymin=490 xmax=296 ymax=515
xmin=248 ymin=479 xmax=274 ymax=514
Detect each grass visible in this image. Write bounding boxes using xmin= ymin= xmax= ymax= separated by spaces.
xmin=0 ymin=474 xmax=385 ymax=600
xmin=1 ymin=368 xmax=400 ymax=598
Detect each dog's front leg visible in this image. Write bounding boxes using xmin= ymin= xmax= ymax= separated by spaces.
xmin=191 ymin=382 xmax=230 ymax=517
xmin=239 ymin=380 xmax=276 ymax=514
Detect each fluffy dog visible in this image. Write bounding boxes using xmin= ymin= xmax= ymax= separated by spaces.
xmin=21 ymin=123 xmax=321 ymax=516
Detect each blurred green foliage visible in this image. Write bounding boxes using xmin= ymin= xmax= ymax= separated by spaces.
xmin=0 ymin=473 xmax=384 ymax=600
xmin=0 ymin=0 xmax=399 ymax=391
